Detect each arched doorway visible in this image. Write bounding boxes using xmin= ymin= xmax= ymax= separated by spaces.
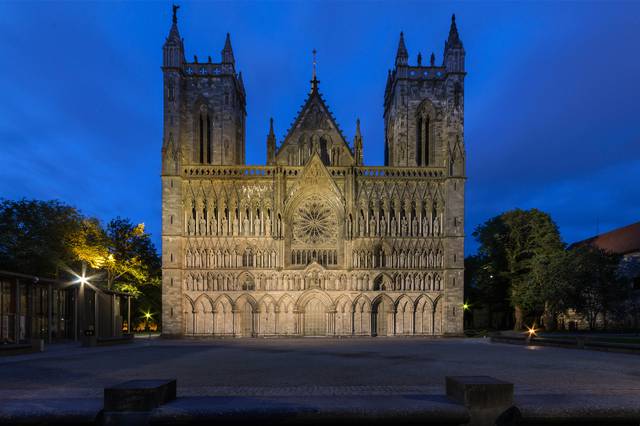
xmin=304 ymin=298 xmax=326 ymax=336
xmin=237 ymin=301 xmax=254 ymax=337
xmin=373 ymin=298 xmax=391 ymax=336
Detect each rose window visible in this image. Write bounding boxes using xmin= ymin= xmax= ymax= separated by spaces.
xmin=293 ymin=198 xmax=337 ymax=245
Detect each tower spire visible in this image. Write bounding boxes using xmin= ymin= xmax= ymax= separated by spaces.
xmin=446 ymin=14 xmax=463 ymax=48
xmin=395 ymin=31 xmax=408 ymax=66
xmin=163 ymin=4 xmax=184 ymax=68
xmin=221 ymin=32 xmax=235 ymax=66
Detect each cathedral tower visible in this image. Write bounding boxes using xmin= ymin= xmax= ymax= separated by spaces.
xmin=383 ymin=15 xmax=465 ymax=174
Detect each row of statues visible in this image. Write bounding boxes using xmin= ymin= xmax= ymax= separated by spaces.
xmin=186 ymin=248 xmax=278 ymax=269
xmin=184 ymin=271 xmax=443 ymax=292
xmin=352 ymin=249 xmax=444 ymax=269
xmin=187 ymin=212 xmax=280 ymax=237
xmin=351 ymin=213 xmax=441 ymax=238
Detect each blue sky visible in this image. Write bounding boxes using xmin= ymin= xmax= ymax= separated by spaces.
xmin=0 ymin=1 xmax=638 ymax=255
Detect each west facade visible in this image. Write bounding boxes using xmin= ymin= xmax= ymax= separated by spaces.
xmin=161 ymin=10 xmax=466 ymax=337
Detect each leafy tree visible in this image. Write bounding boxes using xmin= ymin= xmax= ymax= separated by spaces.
xmin=0 ymin=199 xmax=84 ymax=278
xmin=570 ymin=245 xmax=630 ymax=330
xmin=472 ymin=209 xmax=564 ymax=330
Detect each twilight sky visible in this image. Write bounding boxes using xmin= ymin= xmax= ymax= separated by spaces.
xmin=0 ymin=1 xmax=638 ymax=255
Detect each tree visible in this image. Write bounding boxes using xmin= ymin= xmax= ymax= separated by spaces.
xmin=0 ymin=199 xmax=84 ymax=278
xmin=472 ymin=209 xmax=565 ymax=330
xmin=570 ymin=245 xmax=629 ymax=330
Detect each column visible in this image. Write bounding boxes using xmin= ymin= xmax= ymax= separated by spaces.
xmin=47 ymin=283 xmax=53 ymax=343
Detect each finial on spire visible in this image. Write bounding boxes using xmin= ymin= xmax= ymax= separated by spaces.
xmin=172 ymin=4 xmax=180 ymax=24
xmin=356 ymin=118 xmax=361 ymax=135
xmin=269 ymin=117 xmax=274 ymax=134
xmin=417 ymin=52 xmax=422 ymax=66
xmin=310 ymin=48 xmax=319 ymax=91
xmin=430 ymin=52 xmax=435 ymax=66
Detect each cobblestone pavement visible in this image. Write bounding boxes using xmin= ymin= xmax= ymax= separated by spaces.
xmin=1 ymin=337 xmax=639 ymax=399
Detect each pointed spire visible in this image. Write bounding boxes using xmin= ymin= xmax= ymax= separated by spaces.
xmin=266 ymin=117 xmax=276 ymax=165
xmin=163 ymin=4 xmax=184 ymax=68
xmin=354 ymin=118 xmax=363 ymax=166
xmin=417 ymin=52 xmax=422 ymax=66
xmin=446 ymin=14 xmax=463 ymax=49
xmin=395 ymin=31 xmax=408 ymax=66
xmin=221 ymin=32 xmax=235 ymax=66
xmin=430 ymin=52 xmax=435 ymax=66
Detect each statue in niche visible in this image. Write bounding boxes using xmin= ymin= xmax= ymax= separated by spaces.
xmin=254 ymin=217 xmax=261 ymax=236
xmin=265 ymin=215 xmax=272 ymax=237
xmin=221 ymin=216 xmax=227 ymax=236
xmin=188 ymin=216 xmax=195 ymax=235
xmin=210 ymin=218 xmax=217 ymax=235
xmin=401 ymin=217 xmax=408 ymax=236
xmin=186 ymin=250 xmax=192 ymax=267
xmin=199 ymin=217 xmax=206 ymax=235
xmin=243 ymin=217 xmax=250 ymax=236
xmin=433 ymin=216 xmax=440 ymax=236
xmin=195 ymin=251 xmax=201 ymax=268
xmin=380 ymin=216 xmax=387 ymax=236
xmin=411 ymin=217 xmax=418 ymax=236
xmin=233 ymin=218 xmax=239 ymax=236
xmin=369 ymin=216 xmax=376 ymax=236
xmin=422 ymin=217 xmax=429 ymax=237
xmin=390 ymin=216 xmax=397 ymax=237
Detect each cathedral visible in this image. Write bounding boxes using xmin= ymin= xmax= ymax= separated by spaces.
xmin=161 ymin=7 xmax=466 ymax=337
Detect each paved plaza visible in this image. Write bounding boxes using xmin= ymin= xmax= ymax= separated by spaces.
xmin=1 ymin=337 xmax=639 ymax=400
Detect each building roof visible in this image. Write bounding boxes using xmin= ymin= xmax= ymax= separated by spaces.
xmin=574 ymin=221 xmax=640 ymax=255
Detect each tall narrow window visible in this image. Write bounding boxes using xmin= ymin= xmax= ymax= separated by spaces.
xmin=424 ymin=116 xmax=430 ymax=165
xmin=206 ymin=115 xmax=211 ymax=164
xmin=416 ymin=116 xmax=422 ymax=166
xmin=199 ymin=114 xmax=204 ymax=163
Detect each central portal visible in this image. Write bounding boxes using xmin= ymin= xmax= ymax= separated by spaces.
xmin=304 ymin=298 xmax=326 ymax=336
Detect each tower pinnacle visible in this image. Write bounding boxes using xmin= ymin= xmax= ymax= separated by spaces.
xmin=395 ymin=31 xmax=408 ymax=66
xmin=221 ymin=33 xmax=235 ymax=66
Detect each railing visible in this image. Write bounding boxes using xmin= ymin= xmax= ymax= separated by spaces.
xmin=182 ymin=165 xmax=446 ymax=179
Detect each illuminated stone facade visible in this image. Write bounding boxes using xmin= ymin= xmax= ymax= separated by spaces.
xmin=161 ymin=10 xmax=466 ymax=337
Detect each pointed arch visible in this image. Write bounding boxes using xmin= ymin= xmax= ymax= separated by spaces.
xmin=334 ymin=294 xmax=353 ymax=336
xmin=415 ymin=294 xmax=435 ymax=335
xmin=277 ymin=294 xmax=296 ymax=335
xmin=395 ymin=294 xmax=415 ymax=335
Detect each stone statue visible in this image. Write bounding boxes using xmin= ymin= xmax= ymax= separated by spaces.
xmin=265 ymin=215 xmax=272 ymax=237
xmin=199 ymin=217 xmax=206 ymax=235
xmin=390 ymin=216 xmax=397 ymax=236
xmin=254 ymin=217 xmax=261 ymax=236
xmin=401 ymin=217 xmax=408 ymax=236
xmin=433 ymin=216 xmax=440 ymax=235
xmin=221 ymin=216 xmax=227 ymax=236
xmin=369 ymin=217 xmax=376 ymax=236
xmin=380 ymin=216 xmax=387 ymax=236
xmin=411 ymin=217 xmax=418 ymax=236
xmin=422 ymin=217 xmax=429 ymax=237
xmin=243 ymin=217 xmax=250 ymax=236
xmin=188 ymin=217 xmax=195 ymax=235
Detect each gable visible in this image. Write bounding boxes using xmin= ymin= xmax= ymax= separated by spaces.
xmin=275 ymin=87 xmax=355 ymax=167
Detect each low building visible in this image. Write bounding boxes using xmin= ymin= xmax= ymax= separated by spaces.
xmin=0 ymin=270 xmax=132 ymax=345
xmin=562 ymin=221 xmax=640 ymax=330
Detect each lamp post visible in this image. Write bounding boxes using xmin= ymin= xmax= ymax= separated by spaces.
xmin=74 ymin=267 xmax=93 ymax=346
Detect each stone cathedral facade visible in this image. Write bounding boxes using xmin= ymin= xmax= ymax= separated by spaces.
xmin=161 ymin=9 xmax=466 ymax=337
